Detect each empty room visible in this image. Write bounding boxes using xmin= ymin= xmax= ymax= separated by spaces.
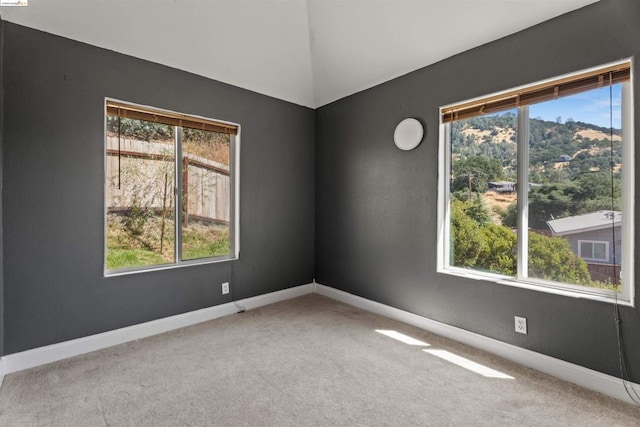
xmin=0 ymin=0 xmax=639 ymax=425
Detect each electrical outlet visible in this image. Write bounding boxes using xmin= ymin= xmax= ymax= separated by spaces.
xmin=222 ymin=282 xmax=230 ymax=295
xmin=515 ymin=316 xmax=527 ymax=334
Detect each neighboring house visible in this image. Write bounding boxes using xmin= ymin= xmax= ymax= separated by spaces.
xmin=558 ymin=154 xmax=572 ymax=162
xmin=487 ymin=182 xmax=541 ymax=193
xmin=547 ymin=210 xmax=621 ymax=283
xmin=488 ymin=181 xmax=515 ymax=193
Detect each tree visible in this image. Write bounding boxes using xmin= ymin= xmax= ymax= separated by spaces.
xmin=501 ymin=202 xmax=517 ymax=228
xmin=451 ymin=156 xmax=504 ymax=194
xmin=573 ymin=172 xmax=619 ymax=202
xmin=528 ymin=232 xmax=591 ymax=284
xmin=107 ymin=116 xmax=174 ymax=142
xmin=476 ymin=224 xmax=516 ymax=275
xmin=465 ymin=195 xmax=492 ymax=226
xmin=451 ymin=199 xmax=593 ymax=283
xmin=451 ymin=198 xmax=515 ymax=275
xmin=450 ymin=199 xmax=486 ymax=267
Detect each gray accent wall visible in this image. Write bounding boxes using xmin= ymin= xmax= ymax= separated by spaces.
xmin=2 ymin=22 xmax=315 ymax=354
xmin=315 ymin=0 xmax=640 ymax=381
xmin=0 ymin=15 xmax=4 ymax=358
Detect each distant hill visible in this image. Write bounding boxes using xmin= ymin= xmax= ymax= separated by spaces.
xmin=451 ymin=113 xmax=622 ymax=184
xmin=450 ymin=113 xmax=622 ymax=230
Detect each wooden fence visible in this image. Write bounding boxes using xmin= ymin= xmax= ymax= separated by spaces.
xmin=106 ymin=137 xmax=230 ymax=224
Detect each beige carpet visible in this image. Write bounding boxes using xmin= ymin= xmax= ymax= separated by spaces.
xmin=0 ymin=294 xmax=639 ymax=426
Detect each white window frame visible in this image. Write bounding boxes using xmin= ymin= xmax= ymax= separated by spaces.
xmin=437 ymin=62 xmax=634 ymax=305
xmin=578 ymin=240 xmax=609 ymax=262
xmin=103 ymin=98 xmax=241 ymax=277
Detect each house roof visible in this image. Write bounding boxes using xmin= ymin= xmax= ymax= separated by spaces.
xmin=1 ymin=0 xmax=600 ymax=108
xmin=546 ymin=210 xmax=621 ymax=236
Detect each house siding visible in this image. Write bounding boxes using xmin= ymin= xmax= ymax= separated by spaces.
xmin=565 ymin=227 xmax=621 ymax=265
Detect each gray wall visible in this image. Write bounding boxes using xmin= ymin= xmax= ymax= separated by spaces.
xmin=0 ymin=16 xmax=4 ymax=358
xmin=2 ymin=22 xmax=315 ymax=354
xmin=316 ymin=0 xmax=640 ymax=381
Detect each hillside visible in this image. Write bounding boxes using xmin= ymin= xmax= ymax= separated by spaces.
xmin=451 ymin=113 xmax=622 ymax=184
xmin=450 ymin=113 xmax=622 ymax=230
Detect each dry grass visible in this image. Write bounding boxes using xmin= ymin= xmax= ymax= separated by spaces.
xmin=575 ymin=129 xmax=621 ymax=142
xmin=183 ymin=136 xmax=230 ymax=166
xmin=482 ymin=191 xmax=517 ymax=224
xmin=553 ymin=161 xmax=570 ymax=169
xmin=461 ymin=126 xmax=515 ymax=145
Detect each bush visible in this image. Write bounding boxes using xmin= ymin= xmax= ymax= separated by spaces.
xmin=450 ymin=199 xmax=486 ymax=267
xmin=451 ymin=198 xmax=592 ymax=284
xmin=528 ymin=232 xmax=591 ymax=284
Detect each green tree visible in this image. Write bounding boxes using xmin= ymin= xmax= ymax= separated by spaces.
xmin=107 ymin=116 xmax=174 ymax=142
xmin=452 ymin=198 xmax=514 ymax=275
xmin=501 ymin=202 xmax=518 ymax=228
xmin=573 ymin=172 xmax=619 ymax=203
xmin=476 ymin=224 xmax=516 ymax=275
xmin=451 ymin=156 xmax=504 ymax=193
xmin=451 ymin=200 xmax=592 ymax=282
xmin=528 ymin=232 xmax=592 ymax=284
xmin=465 ymin=194 xmax=492 ymax=226
xmin=450 ymin=199 xmax=486 ymax=267
xmin=528 ymin=185 xmax=573 ymax=230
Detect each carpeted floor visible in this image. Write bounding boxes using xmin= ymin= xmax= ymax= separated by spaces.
xmin=0 ymin=294 xmax=639 ymax=426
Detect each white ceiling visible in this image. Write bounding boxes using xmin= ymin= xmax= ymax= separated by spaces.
xmin=1 ymin=0 xmax=600 ymax=108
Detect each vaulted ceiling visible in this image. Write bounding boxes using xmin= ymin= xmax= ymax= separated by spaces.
xmin=2 ymin=0 xmax=599 ymax=107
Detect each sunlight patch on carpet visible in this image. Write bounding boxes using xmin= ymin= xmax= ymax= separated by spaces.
xmin=375 ymin=329 xmax=430 ymax=346
xmin=424 ymin=349 xmax=514 ymax=379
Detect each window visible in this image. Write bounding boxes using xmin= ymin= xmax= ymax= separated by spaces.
xmin=438 ymin=61 xmax=634 ymax=303
xmin=579 ymin=240 xmax=609 ymax=262
xmin=104 ymin=100 xmax=239 ymax=274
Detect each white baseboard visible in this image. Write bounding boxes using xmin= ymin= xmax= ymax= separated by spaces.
xmin=1 ymin=283 xmax=314 ymax=376
xmin=235 ymin=282 xmax=314 ymax=311
xmin=314 ymin=282 xmax=640 ymax=405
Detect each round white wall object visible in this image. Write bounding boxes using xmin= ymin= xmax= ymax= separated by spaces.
xmin=394 ymin=118 xmax=424 ymax=150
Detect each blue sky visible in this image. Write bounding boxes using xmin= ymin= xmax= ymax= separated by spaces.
xmin=529 ymin=84 xmax=622 ymax=129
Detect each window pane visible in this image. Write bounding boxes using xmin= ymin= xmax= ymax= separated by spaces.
xmin=106 ymin=117 xmax=176 ymax=270
xmin=528 ymin=85 xmax=622 ymax=290
xmin=181 ymin=128 xmax=232 ymax=260
xmin=580 ymin=241 xmax=593 ymax=258
xmin=449 ymin=110 xmax=518 ymax=276
xmin=593 ymin=242 xmax=607 ymax=260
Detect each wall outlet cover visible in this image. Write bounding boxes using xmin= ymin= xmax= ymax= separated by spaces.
xmin=515 ymin=316 xmax=527 ymax=334
xmin=222 ymin=282 xmax=230 ymax=295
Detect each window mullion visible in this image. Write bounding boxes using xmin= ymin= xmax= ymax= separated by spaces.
xmin=175 ymin=126 xmax=183 ymax=263
xmin=442 ymin=123 xmax=452 ymax=269
xmin=517 ymin=106 xmax=530 ymax=279
xmin=229 ymin=134 xmax=238 ymax=258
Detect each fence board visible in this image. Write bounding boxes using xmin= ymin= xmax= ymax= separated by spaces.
xmin=106 ymin=136 xmax=230 ymax=223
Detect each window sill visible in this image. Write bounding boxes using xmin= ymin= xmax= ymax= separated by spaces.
xmin=104 ymin=255 xmax=237 ymax=278
xmin=438 ymin=267 xmax=633 ymax=307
